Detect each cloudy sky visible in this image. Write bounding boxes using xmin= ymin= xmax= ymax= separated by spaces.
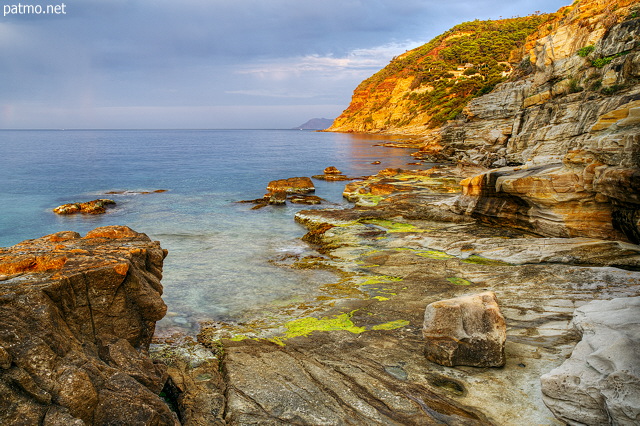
xmin=1 ymin=0 xmax=569 ymax=129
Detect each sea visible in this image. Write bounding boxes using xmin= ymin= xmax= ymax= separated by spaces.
xmin=0 ymin=129 xmax=423 ymax=334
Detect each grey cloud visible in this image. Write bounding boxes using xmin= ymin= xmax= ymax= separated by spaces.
xmin=0 ymin=0 xmax=570 ymax=128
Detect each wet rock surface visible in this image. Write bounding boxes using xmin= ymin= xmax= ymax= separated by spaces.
xmin=0 ymin=226 xmax=177 ymax=425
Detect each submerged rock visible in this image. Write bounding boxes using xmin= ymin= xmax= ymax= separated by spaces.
xmin=0 ymin=226 xmax=177 ymax=425
xmin=105 ymin=189 xmax=168 ymax=195
xmin=265 ymin=190 xmax=287 ymax=205
xmin=422 ymin=291 xmax=507 ymax=367
xmin=289 ymin=194 xmax=323 ymax=205
xmin=540 ymin=296 xmax=640 ymax=425
xmin=53 ymin=198 xmax=116 ymax=215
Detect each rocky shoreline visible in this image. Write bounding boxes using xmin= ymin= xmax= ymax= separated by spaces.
xmin=3 ymin=160 xmax=638 ymax=424
xmin=2 ymin=0 xmax=639 ymax=423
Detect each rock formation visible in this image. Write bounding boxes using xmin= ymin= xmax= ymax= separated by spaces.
xmin=312 ymin=166 xmax=357 ymax=181
xmin=266 ymin=177 xmax=315 ymax=194
xmin=422 ymin=291 xmax=506 ymax=367
xmin=240 ymin=176 xmax=322 ymax=208
xmin=445 ymin=1 xmax=640 ymax=243
xmin=0 ymin=226 xmax=177 ymax=425
xmin=286 ymin=170 xmax=640 ymax=424
xmin=53 ymin=199 xmax=116 ymax=215
xmin=540 ymin=296 xmax=640 ymax=425
xmin=329 ymin=0 xmax=640 ymax=243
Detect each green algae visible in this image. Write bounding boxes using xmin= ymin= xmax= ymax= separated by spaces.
xmin=358 ymin=195 xmax=383 ymax=206
xmin=416 ymin=250 xmax=455 ymax=260
xmin=446 ymin=277 xmax=473 ymax=286
xmin=373 ymin=296 xmax=390 ymax=301
xmin=394 ymin=247 xmax=455 ymax=259
xmin=359 ymin=218 xmax=422 ymax=233
xmin=462 ymin=255 xmax=511 ymax=266
xmin=284 ymin=311 xmax=366 ymax=339
xmin=372 ymin=320 xmax=410 ymax=330
xmin=359 ymin=275 xmax=403 ymax=285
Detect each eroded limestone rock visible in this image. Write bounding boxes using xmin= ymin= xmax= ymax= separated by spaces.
xmin=422 ymin=291 xmax=507 ymax=367
xmin=540 ymin=296 xmax=640 ymax=425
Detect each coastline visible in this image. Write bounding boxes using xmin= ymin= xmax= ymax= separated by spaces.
xmin=1 ymin=142 xmax=639 ymax=423
xmin=159 ymin=160 xmax=640 ymax=424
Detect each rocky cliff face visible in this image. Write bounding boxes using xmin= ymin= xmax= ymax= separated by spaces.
xmin=331 ymin=0 xmax=640 ymax=243
xmin=446 ymin=0 xmax=640 ymax=242
xmin=328 ymin=15 xmax=547 ymax=133
xmin=0 ymin=226 xmax=177 ymax=425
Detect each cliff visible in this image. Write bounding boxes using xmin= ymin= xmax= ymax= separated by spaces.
xmin=0 ymin=226 xmax=177 ymax=425
xmin=328 ymin=15 xmax=549 ymax=133
xmin=330 ymin=0 xmax=640 ymax=243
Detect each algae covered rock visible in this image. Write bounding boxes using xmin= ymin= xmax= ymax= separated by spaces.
xmin=422 ymin=291 xmax=506 ymax=367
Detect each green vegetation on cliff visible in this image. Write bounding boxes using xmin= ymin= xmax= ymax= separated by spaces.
xmin=333 ymin=15 xmax=549 ymax=131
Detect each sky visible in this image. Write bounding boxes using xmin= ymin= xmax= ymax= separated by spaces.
xmin=1 ymin=0 xmax=571 ymax=129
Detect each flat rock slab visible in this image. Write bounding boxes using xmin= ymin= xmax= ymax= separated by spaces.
xmin=224 ymin=333 xmax=491 ymax=425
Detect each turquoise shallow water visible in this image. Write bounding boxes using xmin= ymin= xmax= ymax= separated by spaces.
xmin=0 ymin=129 xmax=422 ymax=333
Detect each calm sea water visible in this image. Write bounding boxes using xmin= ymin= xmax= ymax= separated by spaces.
xmin=0 ymin=129 xmax=421 ymax=333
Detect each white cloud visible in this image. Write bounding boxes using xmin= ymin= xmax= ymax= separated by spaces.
xmin=235 ymin=40 xmax=421 ymax=79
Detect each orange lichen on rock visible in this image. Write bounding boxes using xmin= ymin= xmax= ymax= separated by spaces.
xmin=113 ymin=263 xmax=130 ymax=276
xmin=266 ymin=177 xmax=315 ymax=194
xmin=0 ymin=225 xmax=171 ymax=424
xmin=53 ymin=199 xmax=116 ymax=215
xmin=0 ymin=255 xmax=68 ymax=274
xmin=84 ymin=226 xmax=144 ymax=240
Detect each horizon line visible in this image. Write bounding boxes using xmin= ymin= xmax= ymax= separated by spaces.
xmin=0 ymin=128 xmax=329 ymax=131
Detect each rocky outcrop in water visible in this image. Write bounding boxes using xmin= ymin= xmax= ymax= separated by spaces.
xmin=266 ymin=177 xmax=315 ymax=194
xmin=53 ymin=199 xmax=116 ymax=215
xmin=540 ymin=297 xmax=640 ymax=425
xmin=0 ymin=226 xmax=176 ymax=425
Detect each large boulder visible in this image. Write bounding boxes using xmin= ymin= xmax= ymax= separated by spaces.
xmin=540 ymin=296 xmax=640 ymax=425
xmin=422 ymin=291 xmax=506 ymax=367
xmin=0 ymin=226 xmax=177 ymax=425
